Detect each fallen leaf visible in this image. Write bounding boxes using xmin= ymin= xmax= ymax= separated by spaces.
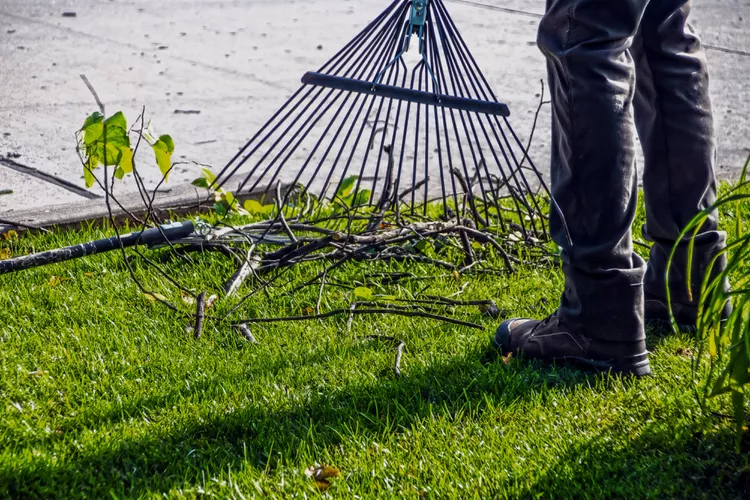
xmin=205 ymin=294 xmax=218 ymax=309
xmin=302 ymin=307 xmax=315 ymax=316
xmin=354 ymin=287 xmax=374 ymax=300
xmin=0 ymin=248 xmax=11 ymax=260
xmin=501 ymin=352 xmax=513 ymax=366
xmin=677 ymin=347 xmax=694 ymax=358
xmin=451 ymin=270 xmax=461 ymax=282
xmin=305 ymin=465 xmax=339 ymax=490
xmin=181 ymin=291 xmax=196 ymax=306
xmin=144 ymin=292 xmax=168 ymax=302
xmin=48 ymin=276 xmax=69 ymax=287
xmin=2 ymin=230 xmax=18 ymax=240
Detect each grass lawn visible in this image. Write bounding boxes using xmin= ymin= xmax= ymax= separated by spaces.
xmin=1 ymin=200 xmax=749 ymax=499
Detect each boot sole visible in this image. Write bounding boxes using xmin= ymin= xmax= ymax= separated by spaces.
xmin=493 ymin=331 xmax=652 ymax=378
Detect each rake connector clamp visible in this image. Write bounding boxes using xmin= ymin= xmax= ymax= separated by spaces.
xmin=410 ymin=0 xmax=428 ymax=33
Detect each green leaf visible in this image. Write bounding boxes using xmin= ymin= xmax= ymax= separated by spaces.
xmin=732 ymin=390 xmax=746 ymax=452
xmin=159 ymin=135 xmax=175 ymax=153
xmin=104 ymin=111 xmax=128 ymax=130
xmin=82 ymin=111 xmax=104 ymax=130
xmin=352 ymin=189 xmax=371 ymax=207
xmin=192 ymin=177 xmax=210 ymax=188
xmin=225 ymin=191 xmax=238 ymax=211
xmin=213 ymin=202 xmax=227 ymax=217
xmin=117 ymin=146 xmax=134 ymax=174
xmin=335 ymin=176 xmax=358 ymax=199
xmin=83 ymin=160 xmax=97 ymax=189
xmin=414 ymin=240 xmax=430 ymax=253
xmin=114 ymin=166 xmax=125 ymax=180
xmin=354 ymin=287 xmax=374 ymax=300
xmin=201 ymin=168 xmax=217 ymax=185
xmin=152 ymin=139 xmax=173 ymax=181
xmin=83 ymin=121 xmax=104 ymax=147
xmin=244 ymin=199 xmax=275 ymax=215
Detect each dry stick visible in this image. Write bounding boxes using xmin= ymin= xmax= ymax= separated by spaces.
xmin=451 ymin=168 xmax=488 ymax=227
xmin=237 ymin=324 xmax=258 ymax=344
xmin=394 ymin=341 xmax=405 ymax=377
xmin=235 ymin=308 xmax=483 ymax=330
xmin=346 ymin=303 xmax=357 ymax=332
xmin=398 ymin=177 xmax=429 ymax=203
xmin=456 ymin=225 xmax=516 ymax=272
xmin=276 ymin=181 xmax=298 ymax=244
xmin=316 ymin=268 xmax=328 ymax=315
xmin=364 ymin=335 xmax=406 ymax=377
xmin=369 ymin=144 xmax=397 ymax=231
xmin=224 ymin=245 xmax=257 ymax=297
xmin=518 ymin=79 xmax=551 ymax=171
xmin=194 ymin=292 xmax=207 ymax=339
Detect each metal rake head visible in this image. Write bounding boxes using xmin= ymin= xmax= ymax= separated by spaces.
xmin=212 ymin=0 xmax=549 ymax=239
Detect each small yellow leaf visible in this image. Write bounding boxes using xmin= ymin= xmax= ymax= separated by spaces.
xmin=452 ymin=270 xmax=461 ymax=282
xmin=302 ymin=307 xmax=315 ymax=316
xmin=48 ymin=276 xmax=68 ymax=287
xmin=144 ymin=292 xmax=168 ymax=302
xmin=501 ymin=352 xmax=513 ymax=366
xmin=2 ymin=230 xmax=18 ymax=241
xmin=0 ymin=248 xmax=11 ymax=260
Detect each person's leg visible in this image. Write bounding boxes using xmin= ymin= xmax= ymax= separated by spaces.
xmin=495 ymin=0 xmax=651 ymax=376
xmin=632 ymin=0 xmax=728 ymax=329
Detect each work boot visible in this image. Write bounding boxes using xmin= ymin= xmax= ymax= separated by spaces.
xmin=644 ymin=293 xmax=732 ymax=333
xmin=494 ymin=313 xmax=652 ymax=377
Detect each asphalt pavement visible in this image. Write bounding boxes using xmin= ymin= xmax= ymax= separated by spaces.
xmin=1 ymin=0 xmax=749 ymax=212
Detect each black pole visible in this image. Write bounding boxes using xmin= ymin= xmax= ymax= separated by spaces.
xmin=0 ymin=221 xmax=195 ymax=275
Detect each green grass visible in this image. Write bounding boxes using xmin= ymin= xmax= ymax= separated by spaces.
xmin=0 ymin=204 xmax=749 ymax=499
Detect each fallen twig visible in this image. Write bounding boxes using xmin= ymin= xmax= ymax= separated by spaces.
xmin=237 ymin=324 xmax=258 ymax=344
xmin=224 ymin=245 xmax=258 ymax=297
xmin=364 ymin=335 xmax=406 ymax=377
xmin=194 ymin=292 xmax=207 ymax=339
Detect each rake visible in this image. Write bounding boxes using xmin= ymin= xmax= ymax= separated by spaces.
xmin=211 ymin=0 xmax=550 ymax=240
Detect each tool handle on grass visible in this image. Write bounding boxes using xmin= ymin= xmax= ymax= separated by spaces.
xmin=0 ymin=221 xmax=195 ymax=275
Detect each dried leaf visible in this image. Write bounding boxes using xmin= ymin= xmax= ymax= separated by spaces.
xmin=144 ymin=292 xmax=168 ymax=302
xmin=205 ymin=294 xmax=218 ymax=309
xmin=501 ymin=352 xmax=513 ymax=366
xmin=181 ymin=291 xmax=196 ymax=306
xmin=0 ymin=248 xmax=11 ymax=260
xmin=2 ymin=230 xmax=18 ymax=241
xmin=314 ymin=480 xmax=331 ymax=491
xmin=302 ymin=307 xmax=315 ymax=316
xmin=305 ymin=465 xmax=339 ymax=490
xmin=48 ymin=276 xmax=69 ymax=287
xmin=451 ymin=270 xmax=461 ymax=282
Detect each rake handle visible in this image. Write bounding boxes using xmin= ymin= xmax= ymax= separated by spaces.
xmin=0 ymin=221 xmax=195 ymax=275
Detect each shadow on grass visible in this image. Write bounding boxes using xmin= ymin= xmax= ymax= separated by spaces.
xmin=1 ymin=338 xmax=746 ymax=498
xmin=530 ymin=420 xmax=750 ymax=499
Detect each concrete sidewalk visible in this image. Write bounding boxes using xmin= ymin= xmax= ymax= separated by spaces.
xmin=1 ymin=0 xmax=749 ymax=213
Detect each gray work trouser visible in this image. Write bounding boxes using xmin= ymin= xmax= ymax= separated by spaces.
xmin=538 ymin=0 xmax=726 ymax=341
